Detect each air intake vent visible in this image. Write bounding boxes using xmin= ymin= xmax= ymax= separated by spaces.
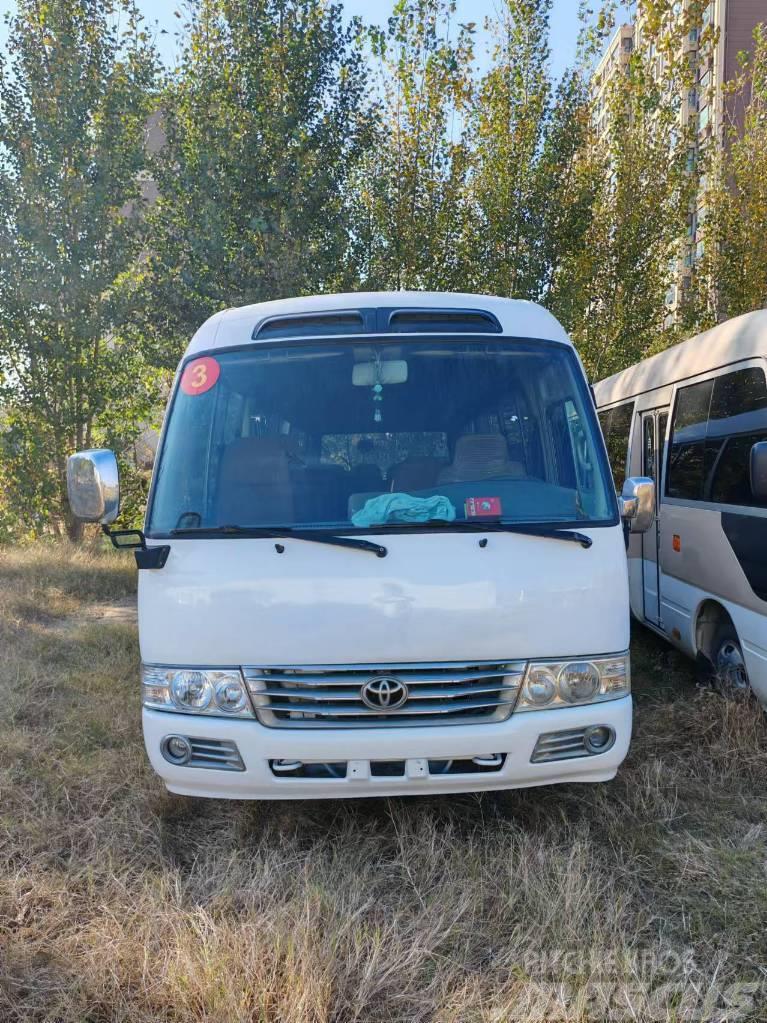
xmin=530 ymin=726 xmax=615 ymax=763
xmin=254 ymin=312 xmax=364 ymax=339
xmin=387 ymin=309 xmax=502 ymax=334
xmin=187 ymin=737 xmax=245 ymax=771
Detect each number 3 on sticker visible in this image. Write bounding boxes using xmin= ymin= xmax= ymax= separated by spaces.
xmin=180 ymin=356 xmax=220 ymax=396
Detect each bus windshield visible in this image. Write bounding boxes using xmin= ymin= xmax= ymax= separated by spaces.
xmin=148 ymin=338 xmax=616 ymax=534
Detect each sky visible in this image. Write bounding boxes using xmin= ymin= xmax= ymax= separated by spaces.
xmin=0 ymin=0 xmax=583 ymax=80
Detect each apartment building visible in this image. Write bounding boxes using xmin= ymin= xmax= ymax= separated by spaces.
xmin=592 ymin=1 xmax=765 ymax=319
xmin=592 ymin=23 xmax=635 ymax=138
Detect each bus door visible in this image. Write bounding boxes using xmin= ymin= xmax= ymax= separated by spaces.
xmin=640 ymin=408 xmax=668 ymax=626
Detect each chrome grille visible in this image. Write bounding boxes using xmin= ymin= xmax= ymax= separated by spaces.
xmin=243 ymin=661 xmax=525 ymax=729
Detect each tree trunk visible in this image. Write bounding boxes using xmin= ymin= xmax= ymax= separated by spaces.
xmin=65 ymin=511 xmax=85 ymax=544
xmin=58 ymin=459 xmax=84 ymax=543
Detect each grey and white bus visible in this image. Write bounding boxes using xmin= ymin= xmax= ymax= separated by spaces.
xmin=594 ymin=310 xmax=767 ymax=705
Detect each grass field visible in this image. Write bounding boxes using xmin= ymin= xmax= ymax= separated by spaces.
xmin=1 ymin=544 xmax=767 ymax=1022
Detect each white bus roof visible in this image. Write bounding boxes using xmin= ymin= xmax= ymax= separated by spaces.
xmin=594 ymin=309 xmax=767 ymax=407
xmin=185 ymin=291 xmax=571 ymax=357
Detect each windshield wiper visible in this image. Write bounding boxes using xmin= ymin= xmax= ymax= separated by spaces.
xmin=169 ymin=524 xmax=388 ymax=558
xmin=483 ymin=522 xmax=592 ymax=548
xmin=366 ymin=519 xmax=593 ymax=549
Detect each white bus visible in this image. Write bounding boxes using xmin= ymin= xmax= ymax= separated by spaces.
xmin=594 ymin=310 xmax=767 ymax=705
xmin=67 ymin=291 xmax=653 ymax=800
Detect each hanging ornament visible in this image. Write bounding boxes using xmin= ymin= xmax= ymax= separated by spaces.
xmin=371 ymin=360 xmax=384 ymax=424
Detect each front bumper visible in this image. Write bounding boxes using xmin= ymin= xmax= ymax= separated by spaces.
xmin=142 ymin=696 xmax=633 ymax=800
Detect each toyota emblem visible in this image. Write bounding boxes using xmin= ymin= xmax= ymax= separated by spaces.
xmin=360 ymin=676 xmax=409 ymax=711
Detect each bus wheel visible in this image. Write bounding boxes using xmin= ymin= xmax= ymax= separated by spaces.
xmin=712 ymin=624 xmax=750 ymax=697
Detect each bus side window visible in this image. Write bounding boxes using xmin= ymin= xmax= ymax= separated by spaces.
xmin=666 ymin=379 xmax=713 ymax=500
xmin=707 ymin=367 xmax=767 ymax=506
xmin=598 ymin=401 xmax=634 ymax=493
xmin=643 ymin=416 xmax=655 ymax=480
xmin=668 ymin=367 xmax=767 ymax=506
xmin=658 ymin=411 xmax=668 ymax=491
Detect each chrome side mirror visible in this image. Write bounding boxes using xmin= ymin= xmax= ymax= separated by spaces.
xmin=619 ymin=476 xmax=655 ymax=534
xmin=750 ymin=441 xmax=767 ymax=503
xmin=67 ymin=449 xmax=120 ymax=524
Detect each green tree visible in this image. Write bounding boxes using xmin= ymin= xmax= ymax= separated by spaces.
xmin=132 ymin=0 xmax=370 ymax=365
xmin=465 ymin=0 xmax=553 ymax=297
xmin=542 ymin=70 xmax=603 ymax=324
xmin=350 ymin=0 xmax=474 ymax=291
xmin=691 ymin=23 xmax=767 ymax=326
xmin=0 ymin=0 xmax=160 ymax=540
xmin=560 ymin=0 xmax=699 ymax=378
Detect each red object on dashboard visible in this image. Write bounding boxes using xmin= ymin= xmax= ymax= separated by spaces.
xmin=465 ymin=497 xmax=502 ymax=518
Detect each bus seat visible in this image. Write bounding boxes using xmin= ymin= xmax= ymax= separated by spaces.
xmin=217 ymin=437 xmax=294 ymax=525
xmin=438 ymin=435 xmax=525 ymax=483
xmin=389 ymin=456 xmax=446 ymax=493
xmin=348 ymin=463 xmax=384 ymax=495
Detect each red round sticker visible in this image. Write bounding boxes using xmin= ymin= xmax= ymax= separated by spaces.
xmin=180 ymin=356 xmax=220 ymax=396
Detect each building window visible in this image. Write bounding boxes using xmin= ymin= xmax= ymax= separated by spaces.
xmin=699 ymin=105 xmax=710 ymax=132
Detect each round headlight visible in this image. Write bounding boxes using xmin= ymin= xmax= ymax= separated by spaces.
xmin=558 ymin=661 xmax=600 ymax=703
xmin=214 ymin=676 xmax=248 ymax=714
xmin=170 ymin=670 xmax=213 ymax=710
xmin=524 ymin=666 xmax=557 ymax=706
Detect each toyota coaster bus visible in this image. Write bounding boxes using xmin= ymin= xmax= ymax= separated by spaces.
xmin=594 ymin=309 xmax=767 ymax=705
xmin=67 ymin=292 xmax=653 ymax=800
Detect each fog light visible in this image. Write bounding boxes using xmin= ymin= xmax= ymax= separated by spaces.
xmin=162 ymin=735 xmax=192 ymax=765
xmin=584 ymin=725 xmax=615 ymax=754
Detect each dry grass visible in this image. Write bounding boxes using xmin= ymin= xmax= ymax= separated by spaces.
xmin=1 ymin=544 xmax=767 ymax=1022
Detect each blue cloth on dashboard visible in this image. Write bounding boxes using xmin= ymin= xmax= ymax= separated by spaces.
xmin=351 ymin=492 xmax=456 ymax=527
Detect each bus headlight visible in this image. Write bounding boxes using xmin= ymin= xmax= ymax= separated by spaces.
xmin=142 ymin=665 xmax=254 ymax=718
xmin=558 ymin=661 xmax=600 ymax=703
xmin=516 ymin=654 xmax=630 ymax=712
xmin=171 ymin=670 xmax=213 ymax=710
xmin=523 ymin=665 xmax=558 ymax=707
